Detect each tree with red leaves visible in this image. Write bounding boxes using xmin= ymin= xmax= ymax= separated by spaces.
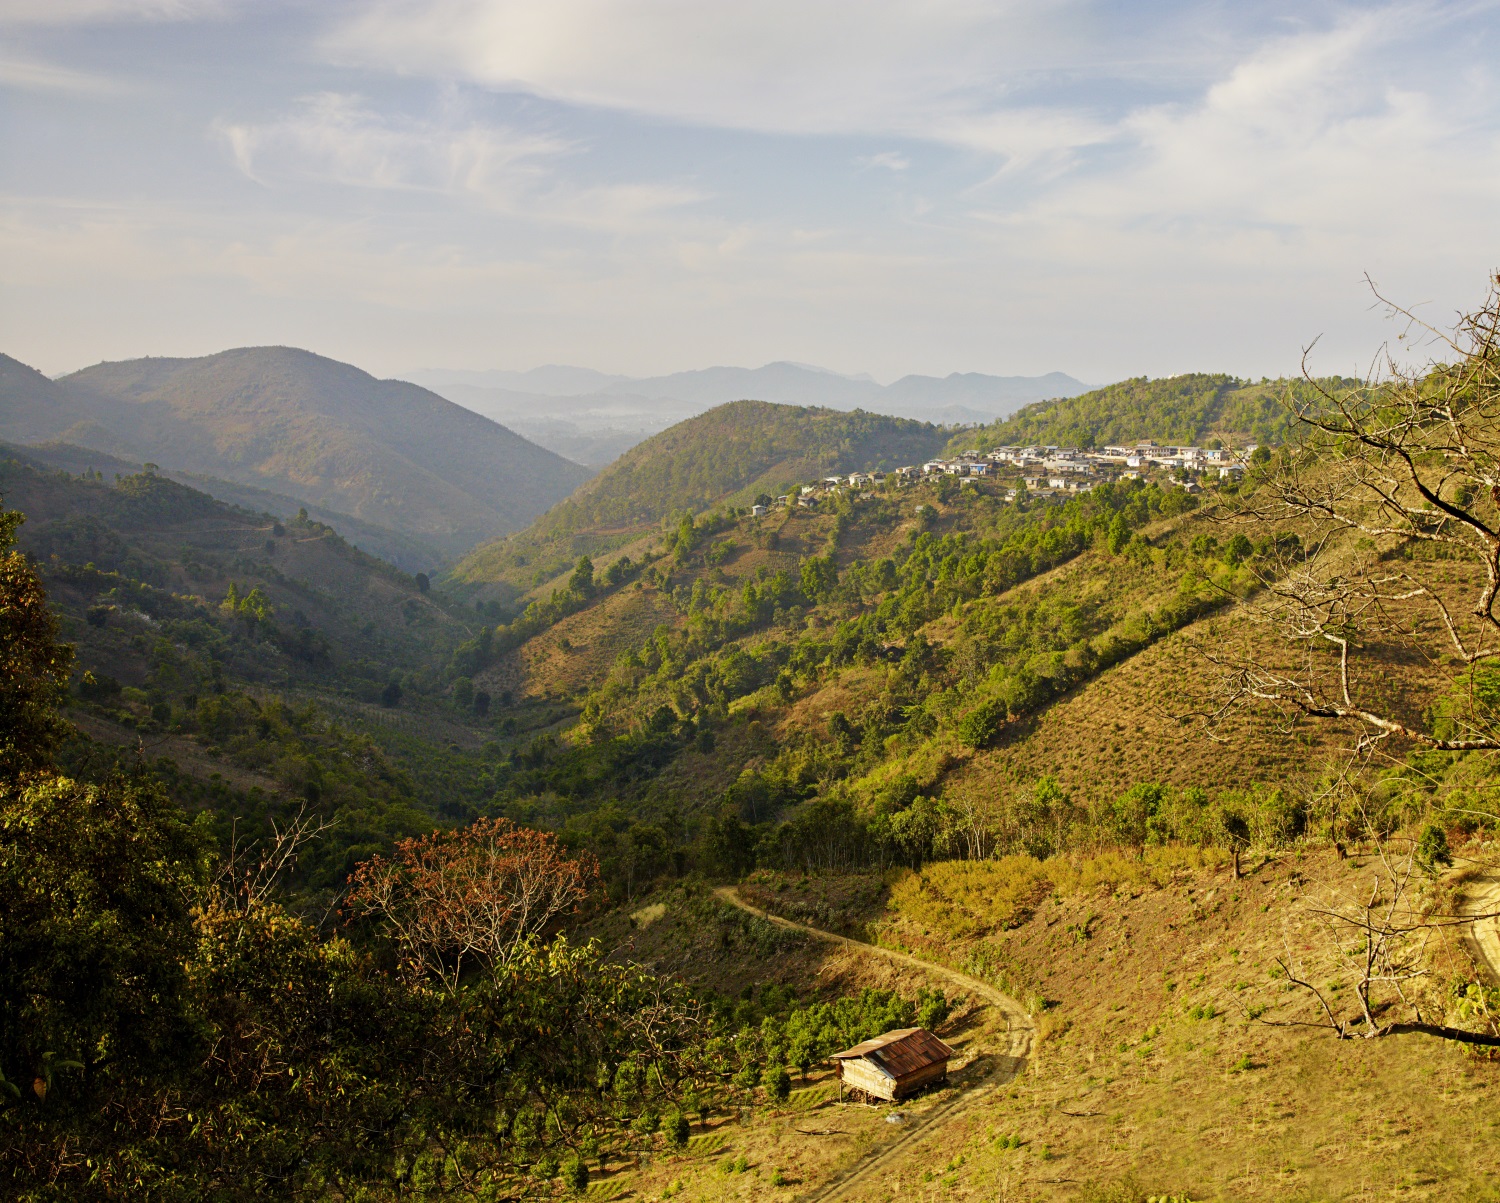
xmin=347 ymin=818 xmax=596 ymax=992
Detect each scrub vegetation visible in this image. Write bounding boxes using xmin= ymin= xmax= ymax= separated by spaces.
xmin=6 ymin=279 xmax=1500 ymax=1198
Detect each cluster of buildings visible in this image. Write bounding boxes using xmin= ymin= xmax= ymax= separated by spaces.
xmin=742 ymin=439 xmax=1256 ymax=515
xmin=908 ymin=441 xmax=1254 ymax=496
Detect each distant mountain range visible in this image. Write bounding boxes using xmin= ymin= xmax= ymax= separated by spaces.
xmin=407 ymin=362 xmax=1089 ymax=465
xmin=0 ymin=348 xmax=592 ymax=569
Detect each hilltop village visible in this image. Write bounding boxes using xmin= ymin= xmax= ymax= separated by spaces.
xmin=756 ymin=439 xmax=1257 ymax=514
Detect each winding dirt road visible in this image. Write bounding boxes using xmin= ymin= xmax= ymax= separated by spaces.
xmin=1458 ymin=864 xmax=1500 ymax=987
xmin=713 ymin=887 xmax=1033 ymax=1201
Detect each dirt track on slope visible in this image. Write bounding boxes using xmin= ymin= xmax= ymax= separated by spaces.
xmin=714 ymin=886 xmax=1033 ymax=1202
xmin=1459 ymin=864 xmax=1500 ymax=987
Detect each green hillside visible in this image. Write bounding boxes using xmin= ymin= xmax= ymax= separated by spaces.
xmin=948 ymin=372 xmax=1358 ymax=452
xmin=7 ymin=346 xmax=1500 ymax=1200
xmin=450 ymin=400 xmax=951 ymax=589
xmin=0 ymin=348 xmax=592 ymax=566
xmin=0 ymin=446 xmax=502 ymax=887
xmin=11 ymin=438 xmax=440 ymax=571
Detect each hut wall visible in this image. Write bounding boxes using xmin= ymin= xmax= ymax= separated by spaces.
xmin=891 ymin=1060 xmax=948 ymax=1099
xmin=839 ymin=1059 xmax=897 ymax=1101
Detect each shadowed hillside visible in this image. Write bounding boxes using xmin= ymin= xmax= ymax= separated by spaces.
xmin=0 ymin=348 xmax=592 ymax=566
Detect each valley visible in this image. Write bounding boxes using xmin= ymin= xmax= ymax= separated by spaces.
xmin=4 ymin=343 xmax=1500 ymax=1201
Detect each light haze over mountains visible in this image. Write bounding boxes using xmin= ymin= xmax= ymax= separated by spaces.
xmin=408 ymin=362 xmax=1088 ymax=465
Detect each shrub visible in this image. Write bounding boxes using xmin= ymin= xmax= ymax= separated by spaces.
xmin=764 ymin=1064 xmax=791 ymax=1102
xmin=956 ymin=697 xmax=1007 ymax=748
xmin=561 ymin=1153 xmax=589 ymax=1192
xmin=916 ymin=988 xmax=951 ymax=1031
xmin=1417 ymin=823 xmax=1453 ymax=870
xmin=666 ymin=1110 xmax=690 ymax=1147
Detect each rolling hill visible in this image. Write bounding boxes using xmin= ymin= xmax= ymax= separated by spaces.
xmin=0 ymin=348 xmax=592 ymax=567
xmin=447 ymin=400 xmax=953 ymax=590
xmin=948 ymin=371 xmax=1360 ymax=452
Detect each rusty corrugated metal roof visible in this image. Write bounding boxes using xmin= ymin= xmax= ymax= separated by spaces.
xmin=830 ymin=1028 xmax=952 ymax=1078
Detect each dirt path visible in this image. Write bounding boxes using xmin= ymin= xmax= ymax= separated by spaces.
xmin=714 ymin=887 xmax=1033 ymax=1202
xmin=1458 ymin=863 xmax=1500 ymax=987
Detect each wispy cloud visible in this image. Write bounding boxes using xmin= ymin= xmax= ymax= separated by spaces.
xmin=0 ymin=0 xmax=233 ymax=24
xmin=5 ymin=0 xmax=1500 ymax=382
xmin=0 ymin=53 xmax=125 ymax=94
xmin=218 ymin=92 xmax=709 ymax=229
xmin=324 ymin=0 xmax=1094 ymax=143
xmin=220 ymin=92 xmax=569 ymax=197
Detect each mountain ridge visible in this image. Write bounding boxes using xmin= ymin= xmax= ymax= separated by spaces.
xmin=406 ymin=362 xmax=1090 ymax=462
xmin=0 ymin=347 xmax=593 ymax=568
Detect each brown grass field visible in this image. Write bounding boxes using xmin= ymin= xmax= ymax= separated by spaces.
xmin=576 ymin=842 xmax=1500 ymax=1203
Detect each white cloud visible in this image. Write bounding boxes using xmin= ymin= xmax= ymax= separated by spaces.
xmin=325 ymin=0 xmax=1089 ymax=144
xmin=5 ymin=0 xmax=1499 ymax=384
xmin=972 ymin=6 xmax=1500 ymax=255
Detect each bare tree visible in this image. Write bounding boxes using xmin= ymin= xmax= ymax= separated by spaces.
xmin=1196 ymin=272 xmax=1500 ymax=755
xmin=346 ymin=817 xmax=597 ymax=993
xmin=216 ymin=804 xmax=335 ymax=916
xmin=1266 ymin=832 xmax=1500 ymax=1046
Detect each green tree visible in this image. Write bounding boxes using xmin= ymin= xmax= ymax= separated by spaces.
xmin=562 ymin=1152 xmax=590 ymax=1192
xmin=0 ymin=774 xmax=206 ymax=1115
xmin=763 ymin=1063 xmax=791 ymax=1102
xmin=0 ymin=504 xmax=73 ymax=779
xmin=452 ymin=676 xmax=475 ymax=710
xmin=957 ymin=697 xmax=1006 ymax=748
xmin=799 ymin=554 xmax=838 ymax=602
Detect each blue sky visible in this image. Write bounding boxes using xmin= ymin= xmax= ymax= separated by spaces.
xmin=2 ymin=1 xmax=1498 ymax=384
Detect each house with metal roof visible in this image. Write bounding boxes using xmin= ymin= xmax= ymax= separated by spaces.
xmin=830 ymin=1027 xmax=953 ymax=1102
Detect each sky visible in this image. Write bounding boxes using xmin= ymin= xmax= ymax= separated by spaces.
xmin=2 ymin=0 xmax=1498 ymax=385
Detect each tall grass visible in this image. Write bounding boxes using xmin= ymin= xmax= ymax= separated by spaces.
xmin=886 ymin=845 xmax=1231 ymax=938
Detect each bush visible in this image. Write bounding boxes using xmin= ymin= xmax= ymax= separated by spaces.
xmin=916 ymin=989 xmax=951 ymax=1031
xmin=666 ymin=1109 xmax=690 ymax=1147
xmin=1418 ymin=823 xmax=1453 ymax=870
xmin=561 ymin=1153 xmax=589 ymax=1192
xmin=956 ymin=697 xmax=1007 ymax=748
xmin=763 ymin=1063 xmax=791 ymax=1102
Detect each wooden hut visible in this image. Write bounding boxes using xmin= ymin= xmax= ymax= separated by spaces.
xmin=830 ymin=1028 xmax=952 ymax=1102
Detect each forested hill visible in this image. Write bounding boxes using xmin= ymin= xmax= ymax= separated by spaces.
xmin=947 ymin=372 xmax=1359 ymax=452
xmin=0 ymin=348 xmax=592 ymax=566
xmin=0 ymin=443 xmax=489 ymax=884
xmin=449 ymin=400 xmax=951 ymax=588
